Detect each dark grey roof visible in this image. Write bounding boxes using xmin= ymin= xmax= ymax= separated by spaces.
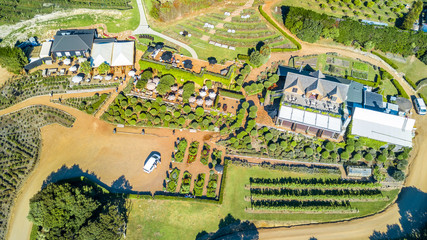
xmin=396 ymin=97 xmax=412 ymax=112
xmin=346 ymin=81 xmax=363 ymax=104
xmin=364 ymin=91 xmax=384 ymax=109
xmin=51 ymin=29 xmax=96 ymax=52
xmin=183 ymin=60 xmax=193 ymax=69
xmin=94 ymin=38 xmax=116 ymax=43
xmin=283 ymin=71 xmax=349 ymax=101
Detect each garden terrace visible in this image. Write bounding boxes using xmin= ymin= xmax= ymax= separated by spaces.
xmin=139 ymin=59 xmax=235 ymax=87
xmin=0 ymin=72 xmax=119 ymax=110
xmin=52 ymin=93 xmax=111 ymax=115
xmin=149 ymin=50 xmax=235 ymax=76
xmin=101 ymin=93 xmax=239 ymax=131
xmin=0 ymin=105 xmax=75 ymax=239
xmin=200 ymin=143 xmax=211 ymax=165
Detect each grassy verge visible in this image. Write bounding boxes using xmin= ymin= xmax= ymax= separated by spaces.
xmin=258 ymin=5 xmax=301 ymax=50
xmin=126 ymin=164 xmax=399 ymax=240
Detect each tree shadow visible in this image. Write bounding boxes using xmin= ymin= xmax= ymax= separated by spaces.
xmin=111 ymin=175 xmax=133 ymax=191
xmin=43 ymin=164 xmax=151 ymax=196
xmin=196 ymin=214 xmax=259 ymax=240
xmin=370 ymin=187 xmax=427 ymax=239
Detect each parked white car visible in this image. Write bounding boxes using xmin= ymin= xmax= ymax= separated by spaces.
xmin=143 ymin=153 xmax=161 ymax=173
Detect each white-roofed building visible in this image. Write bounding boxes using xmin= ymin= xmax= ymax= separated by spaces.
xmin=40 ymin=41 xmax=52 ymax=58
xmin=91 ymin=42 xmax=113 ymax=67
xmin=351 ymin=107 xmax=415 ymax=147
xmin=111 ymin=41 xmax=134 ymax=66
xmin=277 ymin=104 xmax=343 ymax=139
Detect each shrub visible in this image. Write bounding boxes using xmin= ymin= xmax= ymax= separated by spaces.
xmin=305 ymin=147 xmax=314 ymax=156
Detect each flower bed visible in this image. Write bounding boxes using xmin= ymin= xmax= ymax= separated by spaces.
xmin=193 ymin=173 xmax=205 ymax=197
xmin=206 ymin=173 xmax=218 ymax=198
xmin=179 ymin=171 xmax=192 ymax=194
xmin=187 ymin=141 xmax=200 ymax=163
xmin=173 ymin=138 xmax=187 ymax=163
xmin=166 ymin=168 xmax=181 ymax=192
xmin=200 ymin=143 xmax=211 ymax=165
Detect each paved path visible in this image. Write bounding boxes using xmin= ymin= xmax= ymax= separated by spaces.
xmin=133 ymin=0 xmax=198 ymax=59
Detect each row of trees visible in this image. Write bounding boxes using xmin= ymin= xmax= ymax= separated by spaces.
xmin=250 ymin=176 xmax=380 ymax=189
xmin=251 ymin=199 xmax=353 ymax=212
xmin=282 ymin=6 xmax=427 ymax=61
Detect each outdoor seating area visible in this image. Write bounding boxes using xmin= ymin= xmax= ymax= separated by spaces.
xmin=148 ymin=49 xmax=233 ymax=75
xmin=283 ymin=92 xmax=340 ymax=113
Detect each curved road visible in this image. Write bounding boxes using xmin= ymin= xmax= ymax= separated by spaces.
xmin=133 ymin=0 xmax=199 ymax=59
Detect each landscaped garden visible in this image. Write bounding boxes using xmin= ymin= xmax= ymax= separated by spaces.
xmin=0 ymin=72 xmax=118 ymax=110
xmin=166 ymin=168 xmax=181 ymax=192
xmin=145 ymin=2 xmax=296 ymax=61
xmin=127 ymin=162 xmax=399 ymax=240
xmin=53 ymin=93 xmax=111 ymax=115
xmin=179 ymin=171 xmax=193 ymax=194
xmin=0 ymin=105 xmax=75 ymax=239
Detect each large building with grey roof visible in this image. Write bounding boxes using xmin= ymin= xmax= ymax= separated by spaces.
xmin=51 ymin=29 xmax=97 ymax=58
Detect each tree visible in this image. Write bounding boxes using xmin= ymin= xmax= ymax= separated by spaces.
xmin=195 ymin=107 xmax=204 ymax=116
xmin=392 ymin=170 xmax=405 ymax=181
xmin=28 ymin=182 xmax=126 ymax=240
xmin=269 ymin=143 xmax=277 ymax=151
xmin=325 ymin=141 xmax=335 ymax=151
xmin=0 ymin=46 xmax=28 ymax=74
xmin=321 ymin=151 xmax=330 ymax=159
xmin=340 ymin=151 xmax=350 ymax=160
xmin=364 ymin=153 xmax=374 ymax=161
xmin=305 ymin=147 xmax=314 ymax=156
xmin=264 ymin=132 xmax=273 ymax=141
xmin=182 ymin=81 xmax=195 ymax=101
xmin=364 ymin=41 xmax=375 ymax=50
xmin=183 ymin=105 xmax=191 ymax=114
xmin=377 ymin=154 xmax=387 ymax=163
xmin=141 ymin=70 xmax=153 ymax=80
xmin=157 ymin=74 xmax=175 ymax=95
xmin=249 ymin=50 xmax=263 ymax=66
xmin=400 ymin=0 xmax=423 ymax=30
xmin=136 ymin=79 xmax=148 ymax=89
xmin=353 ymin=153 xmax=361 ymax=161
xmin=79 ymin=61 xmax=92 ymax=75
xmin=98 ymin=62 xmax=110 ymax=74
xmin=242 ymin=101 xmax=250 ymax=109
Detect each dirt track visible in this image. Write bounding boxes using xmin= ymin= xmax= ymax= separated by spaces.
xmin=3 ymin=93 xmax=216 ymax=240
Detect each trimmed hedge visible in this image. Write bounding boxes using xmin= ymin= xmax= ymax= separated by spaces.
xmin=346 ymin=76 xmax=378 ymax=87
xmin=403 ymin=76 xmax=417 ymax=90
xmin=218 ymin=89 xmax=245 ymax=99
xmin=271 ymin=48 xmax=298 ymax=52
xmin=237 ymin=54 xmax=250 ymax=60
xmin=372 ymin=51 xmax=399 ymax=69
xmin=258 ymin=5 xmax=302 ymax=50
xmin=391 ymin=79 xmax=410 ymax=99
xmin=153 ymin=194 xmax=219 ymax=204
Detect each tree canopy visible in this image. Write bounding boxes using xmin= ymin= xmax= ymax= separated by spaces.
xmin=0 ymin=46 xmax=28 ymax=74
xmin=28 ymin=181 xmax=127 ymax=240
xmin=157 ymin=74 xmax=175 ymax=95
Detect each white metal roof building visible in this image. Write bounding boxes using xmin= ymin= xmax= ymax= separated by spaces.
xmin=277 ymin=105 xmax=343 ymax=137
xmin=347 ymin=167 xmax=372 ymax=178
xmin=111 ymin=41 xmax=134 ymax=66
xmin=40 ymin=41 xmax=52 ymax=58
xmin=91 ymin=42 xmax=113 ymax=67
xmin=351 ymin=107 xmax=415 ymax=147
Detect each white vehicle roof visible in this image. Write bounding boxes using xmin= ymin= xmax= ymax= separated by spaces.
xmin=416 ymin=98 xmax=426 ymax=108
xmin=143 ymin=154 xmax=160 ymax=172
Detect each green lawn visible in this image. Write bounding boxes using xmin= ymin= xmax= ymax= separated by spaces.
xmin=126 ymin=164 xmax=399 ymax=240
xmin=390 ymin=57 xmax=427 ymax=86
xmin=379 ymin=79 xmax=399 ymax=101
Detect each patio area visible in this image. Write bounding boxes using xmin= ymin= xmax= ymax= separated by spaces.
xmin=283 ymin=92 xmax=341 ymax=114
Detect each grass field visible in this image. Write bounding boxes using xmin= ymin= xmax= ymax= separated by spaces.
xmin=274 ymin=0 xmax=412 ymax=23
xmin=379 ymin=79 xmax=399 ymax=101
xmin=390 ymin=57 xmax=427 ymax=86
xmin=126 ymin=164 xmax=399 ymax=240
